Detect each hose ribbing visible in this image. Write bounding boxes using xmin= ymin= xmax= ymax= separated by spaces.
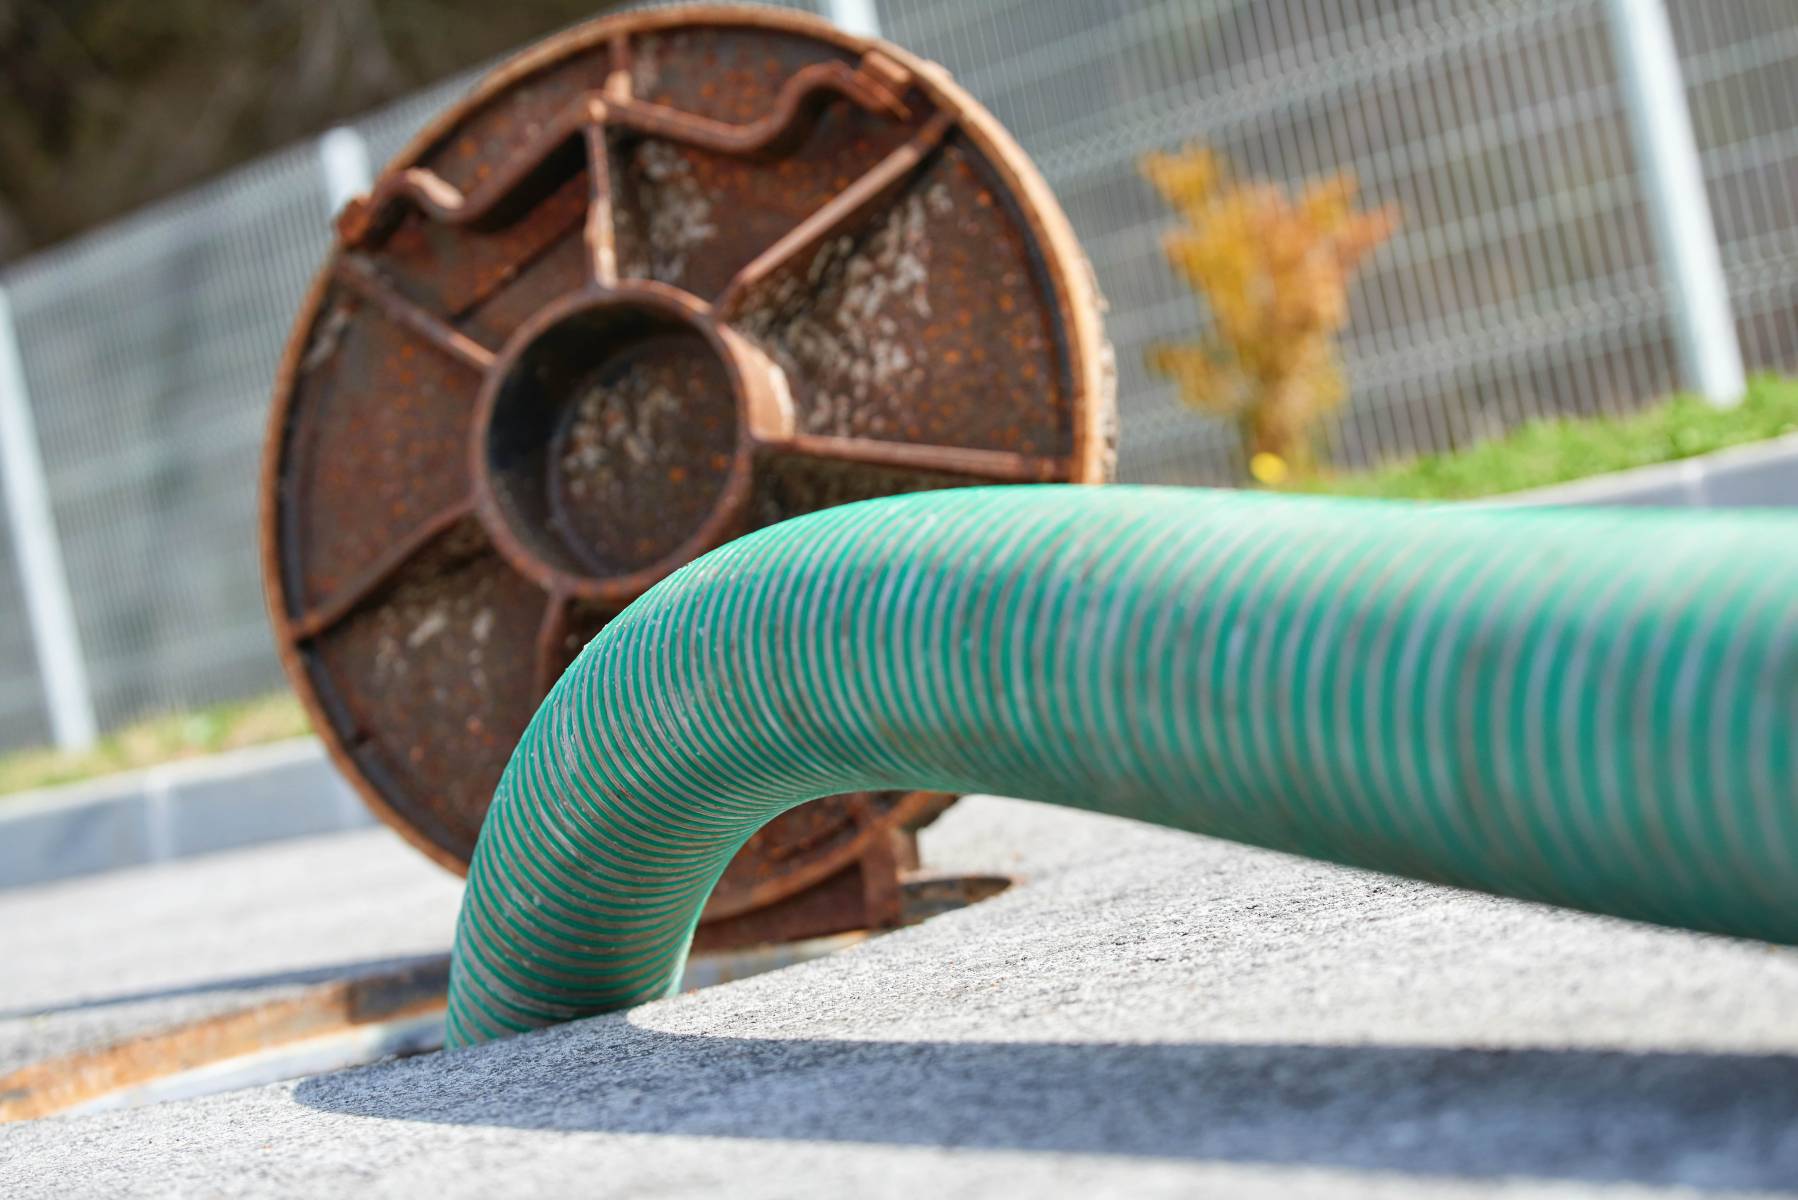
xmin=447 ymin=486 xmax=1797 ymax=1046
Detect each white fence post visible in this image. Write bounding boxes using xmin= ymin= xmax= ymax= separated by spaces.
xmin=316 ymin=126 xmax=374 ymax=218
xmin=826 ymin=0 xmax=881 ymax=37
xmin=1606 ymin=0 xmax=1746 ymax=408
xmin=0 ymin=284 xmax=98 ymax=750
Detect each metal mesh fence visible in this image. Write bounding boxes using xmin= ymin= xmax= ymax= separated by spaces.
xmin=2 ymin=143 xmax=331 ymax=730
xmin=885 ymin=0 xmax=1695 ymax=482
xmin=0 ymin=513 xmax=48 ymax=748
xmin=0 ymin=0 xmax=1791 ymax=749
xmin=1672 ymin=1 xmax=1798 ymax=377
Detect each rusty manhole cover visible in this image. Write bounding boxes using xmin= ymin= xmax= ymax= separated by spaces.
xmin=261 ymin=5 xmax=1112 ymax=940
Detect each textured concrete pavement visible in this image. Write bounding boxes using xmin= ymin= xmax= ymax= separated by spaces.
xmin=0 ymin=816 xmax=459 ymax=1077
xmin=3 ymin=796 xmax=1796 ymax=1197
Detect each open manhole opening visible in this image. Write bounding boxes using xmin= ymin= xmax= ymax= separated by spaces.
xmin=1 ymin=873 xmax=1012 ymax=1123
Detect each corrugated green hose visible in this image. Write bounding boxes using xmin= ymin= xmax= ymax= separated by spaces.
xmin=447 ymin=486 xmax=1796 ymax=1046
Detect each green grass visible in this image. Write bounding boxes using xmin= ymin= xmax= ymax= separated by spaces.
xmin=0 ymin=692 xmax=311 ymax=797
xmin=1289 ymin=374 xmax=1798 ymax=501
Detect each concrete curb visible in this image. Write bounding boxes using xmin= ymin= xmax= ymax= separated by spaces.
xmin=1497 ymin=429 xmax=1798 ymax=507
xmin=0 ymin=738 xmax=371 ymax=891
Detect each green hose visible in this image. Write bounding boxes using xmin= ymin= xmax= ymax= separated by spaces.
xmin=447 ymin=486 xmax=1797 ymax=1046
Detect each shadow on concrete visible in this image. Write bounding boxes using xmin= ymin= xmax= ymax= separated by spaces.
xmin=294 ymin=1023 xmax=1798 ymax=1189
xmin=0 ymin=954 xmax=449 ymax=1019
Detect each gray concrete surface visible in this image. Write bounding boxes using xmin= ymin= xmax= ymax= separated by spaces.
xmin=0 ymin=738 xmax=372 ymax=891
xmin=3 ymin=796 xmax=1796 ymax=1198
xmin=0 ymin=819 xmax=458 ymax=1075
xmin=1503 ymin=430 xmax=1798 ymax=508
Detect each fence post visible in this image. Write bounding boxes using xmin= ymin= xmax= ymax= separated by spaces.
xmin=315 ymin=126 xmax=374 ymax=218
xmin=1605 ymin=0 xmax=1746 ymax=408
xmin=825 ymin=0 xmax=881 ymax=37
xmin=0 ymin=283 xmax=98 ymax=750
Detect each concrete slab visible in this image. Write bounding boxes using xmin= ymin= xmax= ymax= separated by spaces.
xmin=0 ymin=822 xmax=458 ymax=1075
xmin=0 ymin=787 xmax=151 ymax=888
xmin=2 ymin=796 xmax=1796 ymax=1197
xmin=0 ymin=739 xmax=373 ymax=891
xmin=1503 ymin=431 xmax=1798 ymax=508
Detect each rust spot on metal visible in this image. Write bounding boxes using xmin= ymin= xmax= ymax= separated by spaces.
xmin=261 ymin=6 xmax=1112 ymax=947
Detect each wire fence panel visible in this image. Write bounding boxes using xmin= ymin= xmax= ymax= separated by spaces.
xmin=880 ymin=0 xmax=1739 ymax=483
xmin=2 ymin=144 xmax=331 ymax=731
xmin=0 ymin=509 xmax=49 ymax=748
xmin=1671 ymin=1 xmax=1798 ymax=376
xmin=0 ymin=0 xmax=1790 ymax=749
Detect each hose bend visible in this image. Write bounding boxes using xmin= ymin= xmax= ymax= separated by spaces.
xmin=448 ymin=486 xmax=1797 ymax=1046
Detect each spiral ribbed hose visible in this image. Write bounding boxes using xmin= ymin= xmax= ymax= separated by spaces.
xmin=447 ymin=486 xmax=1797 ymax=1046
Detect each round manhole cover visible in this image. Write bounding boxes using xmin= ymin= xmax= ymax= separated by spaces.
xmin=261 ymin=6 xmax=1113 ymax=925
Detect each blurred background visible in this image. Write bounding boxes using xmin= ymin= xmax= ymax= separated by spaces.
xmin=0 ymin=0 xmax=1792 ymax=765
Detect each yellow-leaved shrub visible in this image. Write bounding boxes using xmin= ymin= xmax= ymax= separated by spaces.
xmin=1143 ymin=145 xmax=1397 ymax=476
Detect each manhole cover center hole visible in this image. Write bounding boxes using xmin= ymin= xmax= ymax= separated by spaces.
xmin=477 ymin=293 xmax=743 ymax=587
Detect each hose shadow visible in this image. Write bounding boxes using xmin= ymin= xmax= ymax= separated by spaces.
xmin=294 ymin=1024 xmax=1798 ymax=1190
